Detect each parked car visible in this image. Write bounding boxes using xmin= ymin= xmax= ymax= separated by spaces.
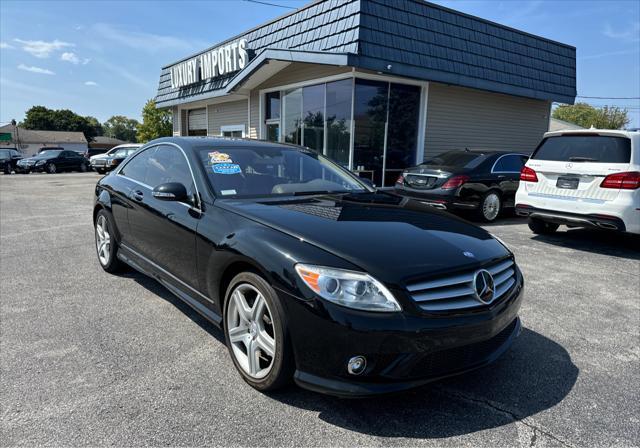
xmin=37 ymin=146 xmax=64 ymax=154
xmin=16 ymin=149 xmax=89 ymax=174
xmin=0 ymin=148 xmax=23 ymax=174
xmin=93 ymin=137 xmax=524 ymax=396
xmin=91 ymin=144 xmax=141 ymax=174
xmin=516 ymin=129 xmax=640 ymax=235
xmin=394 ymin=150 xmax=529 ymax=222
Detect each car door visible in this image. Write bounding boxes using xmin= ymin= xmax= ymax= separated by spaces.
xmin=58 ymin=151 xmax=74 ymax=170
xmin=491 ymin=154 xmax=527 ymax=207
xmin=120 ymin=144 xmax=201 ymax=290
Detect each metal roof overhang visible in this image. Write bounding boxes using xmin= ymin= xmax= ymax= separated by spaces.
xmin=158 ymin=49 xmax=351 ymax=108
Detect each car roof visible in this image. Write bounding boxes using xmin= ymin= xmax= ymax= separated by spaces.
xmin=544 ymin=129 xmax=639 ymax=139
xmin=147 ymin=136 xmax=310 ymax=152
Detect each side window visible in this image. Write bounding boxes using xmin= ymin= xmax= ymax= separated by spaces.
xmin=121 ymin=147 xmax=155 ymax=184
xmin=493 ymin=155 xmax=525 ymax=173
xmin=145 ymin=145 xmax=194 ymax=195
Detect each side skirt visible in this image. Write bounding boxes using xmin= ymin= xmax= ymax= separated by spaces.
xmin=117 ymin=245 xmax=223 ymax=328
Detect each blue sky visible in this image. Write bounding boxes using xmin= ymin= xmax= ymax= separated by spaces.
xmin=1 ymin=0 xmax=639 ymax=127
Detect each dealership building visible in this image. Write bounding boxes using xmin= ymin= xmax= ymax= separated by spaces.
xmin=155 ymin=0 xmax=576 ymax=186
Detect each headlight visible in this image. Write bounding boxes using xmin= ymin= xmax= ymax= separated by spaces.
xmin=294 ymin=264 xmax=401 ymax=312
xmin=35 ymin=160 xmax=45 ymax=165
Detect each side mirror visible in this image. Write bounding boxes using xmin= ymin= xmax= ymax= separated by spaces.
xmin=152 ymin=182 xmax=188 ymax=202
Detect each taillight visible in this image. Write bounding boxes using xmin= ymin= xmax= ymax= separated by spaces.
xmin=441 ymin=175 xmax=469 ymax=190
xmin=520 ymin=166 xmax=538 ymax=182
xmin=396 ymin=174 xmax=404 ymax=184
xmin=600 ymin=171 xmax=640 ymax=190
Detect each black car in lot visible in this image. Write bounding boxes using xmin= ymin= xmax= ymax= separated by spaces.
xmin=394 ymin=150 xmax=529 ymax=222
xmin=16 ymin=149 xmax=89 ymax=174
xmin=0 ymin=148 xmax=23 ymax=174
xmin=91 ymin=146 xmax=139 ymax=174
xmin=93 ymin=137 xmax=524 ymax=396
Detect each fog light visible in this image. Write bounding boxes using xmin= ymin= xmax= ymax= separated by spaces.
xmin=347 ymin=356 xmax=367 ymax=375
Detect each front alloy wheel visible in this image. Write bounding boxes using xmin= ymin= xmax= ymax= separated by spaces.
xmin=224 ymin=273 xmax=293 ymax=391
xmin=94 ymin=210 xmax=123 ymax=273
xmin=47 ymin=163 xmax=57 ymax=174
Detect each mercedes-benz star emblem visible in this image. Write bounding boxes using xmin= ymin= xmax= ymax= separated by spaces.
xmin=473 ymin=270 xmax=495 ymax=304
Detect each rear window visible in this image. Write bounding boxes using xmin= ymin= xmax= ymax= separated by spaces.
xmin=422 ymin=151 xmax=484 ymax=169
xmin=532 ymin=135 xmax=631 ymax=163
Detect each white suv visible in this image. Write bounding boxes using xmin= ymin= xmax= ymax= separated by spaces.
xmin=515 ymin=129 xmax=640 ymax=235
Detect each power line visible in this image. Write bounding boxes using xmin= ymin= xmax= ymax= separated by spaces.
xmin=244 ymin=0 xmax=297 ymax=9
xmin=577 ymin=96 xmax=640 ymax=100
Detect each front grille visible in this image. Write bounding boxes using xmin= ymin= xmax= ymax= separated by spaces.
xmin=407 ymin=258 xmax=517 ymax=312
xmin=92 ymin=159 xmax=107 ymax=167
xmin=405 ymin=174 xmax=437 ymax=189
xmin=409 ymin=318 xmax=517 ymax=378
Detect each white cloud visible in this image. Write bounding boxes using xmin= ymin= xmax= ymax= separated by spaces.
xmin=603 ymin=22 xmax=640 ymax=42
xmin=82 ymin=58 xmax=91 ymax=65
xmin=0 ymin=41 xmax=14 ymax=49
xmin=17 ymin=64 xmax=55 ymax=75
xmin=94 ymin=58 xmax=152 ymax=90
xmin=13 ymin=38 xmax=74 ymax=58
xmin=92 ymin=23 xmax=200 ymax=53
xmin=61 ymin=52 xmax=80 ymax=64
xmin=580 ymin=48 xmax=640 ymax=61
xmin=84 ymin=81 xmax=98 ymax=86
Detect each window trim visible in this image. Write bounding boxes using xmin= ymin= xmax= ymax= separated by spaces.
xmin=491 ymin=153 xmax=529 ymax=174
xmin=116 ymin=142 xmax=202 ymax=210
xmin=220 ymin=124 xmax=246 ymax=137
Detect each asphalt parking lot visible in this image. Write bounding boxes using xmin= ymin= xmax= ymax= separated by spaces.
xmin=1 ymin=172 xmax=639 ymax=447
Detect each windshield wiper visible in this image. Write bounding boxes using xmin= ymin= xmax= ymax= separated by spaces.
xmin=293 ymin=190 xmax=347 ymax=196
xmin=569 ymin=156 xmax=598 ymax=162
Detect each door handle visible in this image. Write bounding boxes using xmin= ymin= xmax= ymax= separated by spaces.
xmin=131 ymin=190 xmax=144 ymax=202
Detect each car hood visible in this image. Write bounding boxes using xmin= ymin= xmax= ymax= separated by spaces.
xmin=90 ymin=154 xmax=110 ymax=161
xmin=21 ymin=156 xmax=50 ymax=162
xmin=218 ymin=192 xmax=509 ymax=285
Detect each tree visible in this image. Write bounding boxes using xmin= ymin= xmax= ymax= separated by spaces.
xmin=553 ymin=103 xmax=630 ymax=130
xmin=103 ymin=115 xmax=139 ymax=142
xmin=85 ymin=116 xmax=104 ymax=137
xmin=21 ymin=105 xmax=99 ymax=141
xmin=136 ymin=100 xmax=172 ymax=143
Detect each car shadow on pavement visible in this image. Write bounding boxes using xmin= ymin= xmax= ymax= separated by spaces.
xmin=124 ymin=272 xmax=578 ymax=440
xmin=268 ymin=327 xmax=578 ymax=439
xmin=532 ymin=228 xmax=640 ymax=260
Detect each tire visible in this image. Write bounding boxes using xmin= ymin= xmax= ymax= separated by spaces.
xmin=476 ymin=191 xmax=502 ymax=222
xmin=224 ymin=272 xmax=294 ymax=392
xmin=3 ymin=166 xmax=10 ymax=175
xmin=46 ymin=163 xmax=57 ymax=174
xmin=94 ymin=209 xmax=125 ymax=273
xmin=528 ymin=218 xmax=559 ymax=235
xmin=97 ymin=169 xmax=105 ymax=175
xmin=80 ymin=163 xmax=88 ymax=173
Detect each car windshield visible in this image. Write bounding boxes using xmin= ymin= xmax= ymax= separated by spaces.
xmin=37 ymin=150 xmax=62 ymax=157
xmin=421 ymin=151 xmax=484 ymax=169
xmin=532 ymin=135 xmax=631 ymax=163
xmin=113 ymin=148 xmax=136 ymax=158
xmin=0 ymin=150 xmax=10 ymax=159
xmin=197 ymin=146 xmax=369 ymax=198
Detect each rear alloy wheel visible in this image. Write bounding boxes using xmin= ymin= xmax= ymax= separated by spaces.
xmin=94 ymin=210 xmax=124 ymax=273
xmin=46 ymin=163 xmax=57 ymax=174
xmin=80 ymin=163 xmax=88 ymax=172
xmin=528 ymin=218 xmax=559 ymax=235
xmin=224 ymin=273 xmax=293 ymax=392
xmin=478 ymin=191 xmax=502 ymax=222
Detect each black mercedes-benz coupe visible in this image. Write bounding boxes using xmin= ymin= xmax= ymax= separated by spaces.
xmin=394 ymin=150 xmax=529 ymax=222
xmin=93 ymin=137 xmax=524 ymax=397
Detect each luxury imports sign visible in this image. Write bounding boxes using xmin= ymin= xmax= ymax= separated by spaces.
xmin=170 ymin=38 xmax=249 ymax=89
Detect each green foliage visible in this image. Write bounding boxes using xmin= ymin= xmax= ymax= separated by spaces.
xmin=21 ymin=106 xmax=100 ymax=141
xmin=136 ymin=100 xmax=173 ymax=143
xmin=85 ymin=116 xmax=104 ymax=137
xmin=103 ymin=115 xmax=139 ymax=142
xmin=552 ymin=103 xmax=630 ymax=130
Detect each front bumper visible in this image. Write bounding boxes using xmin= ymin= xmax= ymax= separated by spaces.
xmin=279 ymin=276 xmax=524 ymax=397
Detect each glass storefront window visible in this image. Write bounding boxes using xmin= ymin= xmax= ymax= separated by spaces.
xmin=353 ymin=78 xmax=388 ymax=187
xmin=385 ymin=83 xmax=421 ymax=186
xmin=302 ymin=84 xmax=325 ymax=152
xmin=326 ymin=79 xmax=352 ymax=168
xmin=265 ymin=91 xmax=280 ymax=120
xmin=283 ymin=88 xmax=302 ymax=145
xmin=266 ymin=123 xmax=279 ymax=142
